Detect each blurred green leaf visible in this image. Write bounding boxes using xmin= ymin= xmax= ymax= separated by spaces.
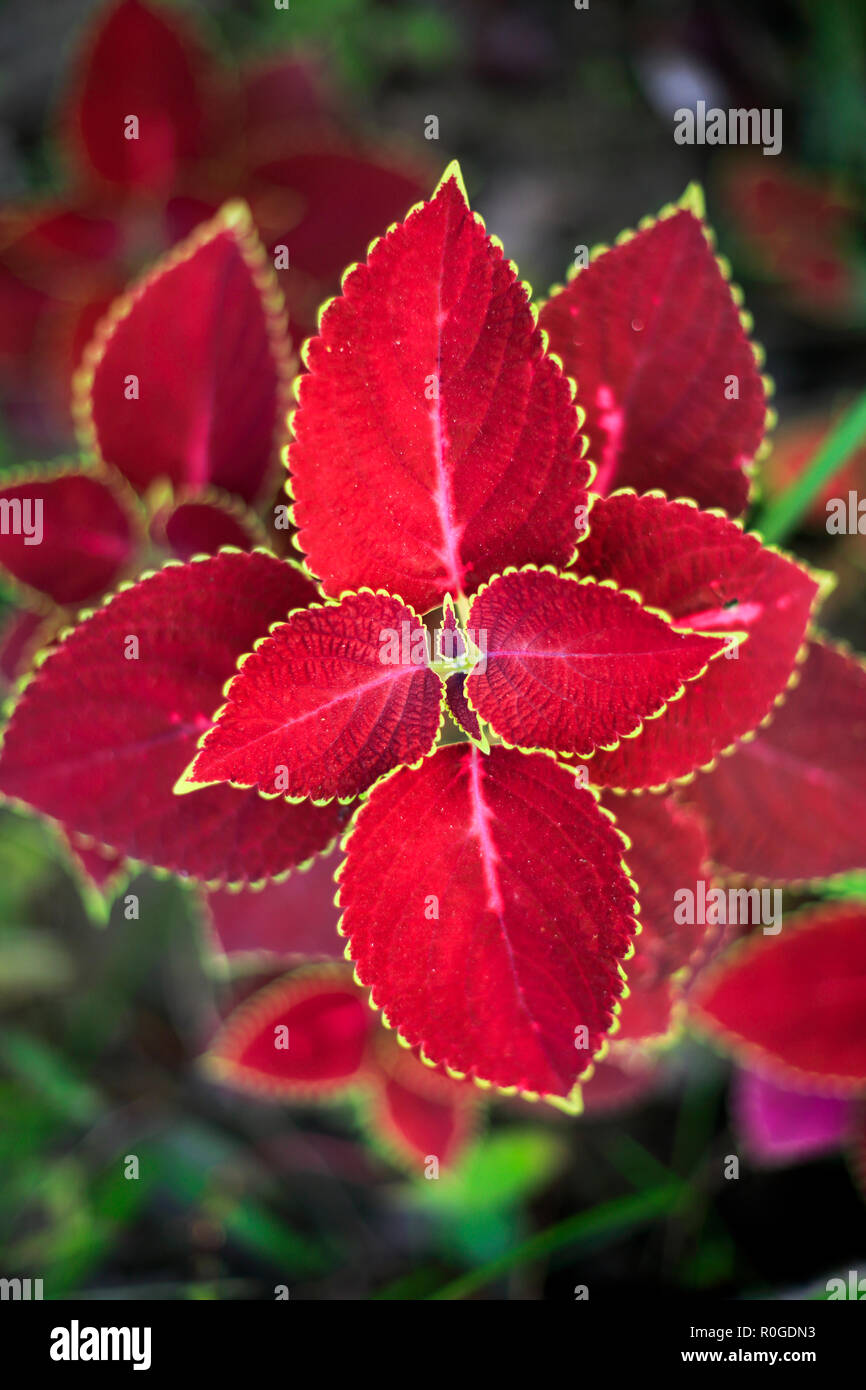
xmin=816 ymin=871 xmax=866 ymax=900
xmin=407 ymin=1127 xmax=567 ymax=1215
xmin=0 ymin=1029 xmax=101 ymax=1125
xmin=0 ymin=928 xmax=75 ymax=1000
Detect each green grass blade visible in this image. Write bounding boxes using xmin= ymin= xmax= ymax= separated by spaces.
xmin=425 ymin=1179 xmax=687 ymax=1300
xmin=757 ymin=390 xmax=866 ymax=543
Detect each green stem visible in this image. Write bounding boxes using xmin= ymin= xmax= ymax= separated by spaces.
xmin=425 ymin=1180 xmax=687 ymax=1300
xmin=757 ymin=390 xmax=866 ymax=544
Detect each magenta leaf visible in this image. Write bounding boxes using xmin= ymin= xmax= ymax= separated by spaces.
xmin=732 ymin=1068 xmax=852 ymax=1165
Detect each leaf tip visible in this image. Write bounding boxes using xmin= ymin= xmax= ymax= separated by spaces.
xmin=678 ymin=181 xmax=706 ymax=219
xmin=435 ymin=159 xmax=469 ymax=204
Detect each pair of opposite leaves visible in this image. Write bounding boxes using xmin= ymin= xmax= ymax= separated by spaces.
xmin=0 ymin=166 xmax=836 ymax=1104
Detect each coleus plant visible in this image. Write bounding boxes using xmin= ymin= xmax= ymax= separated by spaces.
xmin=1 ymin=161 xmax=865 ymax=1112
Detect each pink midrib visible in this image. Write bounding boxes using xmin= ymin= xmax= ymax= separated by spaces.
xmin=428 ymin=233 xmax=464 ymax=596
xmin=467 ymin=749 xmax=504 ymax=916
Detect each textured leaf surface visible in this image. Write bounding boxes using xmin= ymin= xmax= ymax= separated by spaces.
xmin=539 ymin=205 xmax=767 ymax=513
xmin=289 ymin=170 xmax=590 ymax=612
xmin=690 ymin=904 xmax=866 ymax=1093
xmin=338 ymin=744 xmax=639 ymax=1101
xmin=602 ymin=792 xmax=710 ymax=1042
xmin=683 ymin=641 xmax=866 ymax=882
xmin=0 ymin=552 xmax=339 ymax=882
xmin=0 ymin=470 xmax=141 ymax=606
xmin=466 ymin=569 xmax=725 ymax=756
xmin=79 ymin=205 xmax=288 ymax=505
xmin=205 ymin=846 xmax=343 ymax=962
xmin=184 ymin=592 xmax=443 ymax=802
xmin=209 ymin=971 xmax=371 ymax=1096
xmin=65 ymin=0 xmax=225 ymax=193
xmin=571 ymin=493 xmax=820 ymax=787
xmin=732 ymin=1068 xmax=851 ymax=1164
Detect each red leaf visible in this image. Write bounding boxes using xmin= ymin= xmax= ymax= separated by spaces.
xmin=151 ymin=493 xmax=266 ymax=562
xmin=338 ymin=744 xmax=638 ymax=1102
xmin=59 ymin=828 xmax=128 ymax=921
xmin=208 ymin=969 xmax=372 ymax=1097
xmin=64 ymin=0 xmax=228 ymax=194
xmin=603 ymin=792 xmax=711 ymax=1042
xmin=248 ymin=145 xmax=427 ymax=286
xmin=0 ymin=469 xmax=142 ymax=607
xmin=289 ymin=166 xmax=590 ymax=613
xmin=0 ymin=203 xmax=123 ymax=278
xmin=690 ymin=903 xmax=866 ymax=1094
xmin=0 ymin=551 xmax=340 ymax=883
xmin=61 ymin=829 xmax=126 ymax=894
xmin=465 ymin=568 xmax=726 ymax=756
xmin=570 ymin=493 xmax=821 ymax=788
xmin=368 ymin=1039 xmax=479 ymax=1168
xmin=204 ymin=846 xmax=343 ymax=963
xmin=0 ymin=608 xmax=57 ymax=686
xmin=579 ymin=1053 xmax=661 ymax=1115
xmin=240 ymin=57 xmax=330 ymax=139
xmin=722 ymin=159 xmax=859 ymax=319
xmin=76 ymin=203 xmax=290 ymax=505
xmin=182 ymin=591 xmax=444 ymax=803
xmin=539 ymin=197 xmax=768 ymax=514
xmin=444 ymin=673 xmax=483 ymax=743
xmin=682 ymin=640 xmax=866 ymax=882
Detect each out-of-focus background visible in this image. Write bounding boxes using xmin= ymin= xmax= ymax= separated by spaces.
xmin=0 ymin=0 xmax=864 ymax=1301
